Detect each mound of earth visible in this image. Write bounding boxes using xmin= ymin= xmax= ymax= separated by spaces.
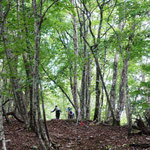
xmin=2 ymin=119 xmax=150 ymax=150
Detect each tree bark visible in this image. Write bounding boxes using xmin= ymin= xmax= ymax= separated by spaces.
xmin=125 ymin=63 xmax=132 ymax=135
xmin=80 ymin=62 xmax=87 ymax=120
xmin=116 ymin=59 xmax=128 ymax=125
xmin=116 ymin=23 xmax=135 ymax=126
xmin=99 ymin=87 xmax=104 ymax=122
xmin=0 ymin=63 xmax=7 ymax=150
xmin=106 ymin=53 xmax=119 ymax=121
xmin=71 ymin=0 xmax=80 ymax=122
xmin=80 ymin=9 xmax=88 ymax=120
xmin=76 ymin=2 xmax=91 ymax=120
xmin=94 ymin=69 xmax=100 ymax=121
xmin=86 ymin=57 xmax=92 ymax=120
xmin=22 ymin=0 xmax=34 ymax=129
xmin=32 ymin=0 xmax=48 ymax=148
xmin=91 ymin=47 xmax=117 ymax=125
xmin=0 ymin=93 xmax=7 ymax=150
xmin=0 ymin=87 xmax=7 ymax=150
xmin=32 ymin=0 xmax=57 ymax=149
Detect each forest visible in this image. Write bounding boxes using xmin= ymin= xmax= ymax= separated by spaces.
xmin=0 ymin=0 xmax=150 ymax=149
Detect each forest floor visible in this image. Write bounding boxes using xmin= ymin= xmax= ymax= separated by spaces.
xmin=2 ymin=119 xmax=150 ymax=150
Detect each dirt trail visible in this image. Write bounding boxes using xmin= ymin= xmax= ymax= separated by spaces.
xmin=2 ymin=119 xmax=150 ymax=150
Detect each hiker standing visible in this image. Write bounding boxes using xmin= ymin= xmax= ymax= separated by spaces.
xmin=51 ymin=105 xmax=61 ymax=119
xmin=66 ymin=107 xmax=74 ymax=119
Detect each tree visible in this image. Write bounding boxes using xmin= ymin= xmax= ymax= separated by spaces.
xmin=0 ymin=64 xmax=7 ymax=150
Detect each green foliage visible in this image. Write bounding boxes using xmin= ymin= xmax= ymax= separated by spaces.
xmin=0 ymin=0 xmax=149 ymax=123
xmin=142 ymin=64 xmax=150 ymax=74
xmin=131 ymin=98 xmax=150 ymax=117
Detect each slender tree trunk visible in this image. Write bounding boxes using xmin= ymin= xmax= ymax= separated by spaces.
xmin=32 ymin=0 xmax=57 ymax=149
xmin=80 ymin=63 xmax=87 ymax=120
xmin=125 ymin=62 xmax=132 ymax=135
xmin=106 ymin=53 xmax=119 ymax=121
xmin=80 ymin=11 xmax=88 ymax=120
xmin=22 ymin=53 xmax=34 ymax=129
xmin=32 ymin=0 xmax=47 ymax=149
xmin=77 ymin=2 xmax=91 ymax=120
xmin=116 ymin=59 xmax=128 ymax=125
xmin=22 ymin=0 xmax=34 ymax=129
xmin=71 ymin=0 xmax=80 ymax=121
xmin=99 ymin=87 xmax=104 ymax=122
xmin=0 ymin=65 xmax=7 ymax=150
xmin=86 ymin=57 xmax=91 ymax=120
xmin=91 ymin=47 xmax=117 ymax=125
xmin=40 ymin=82 xmax=50 ymax=141
xmin=94 ymin=68 xmax=100 ymax=121
xmin=99 ymin=45 xmax=107 ymax=122
xmin=1 ymin=61 xmax=10 ymax=124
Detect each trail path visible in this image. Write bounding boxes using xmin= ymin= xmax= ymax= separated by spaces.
xmin=2 ymin=119 xmax=150 ymax=150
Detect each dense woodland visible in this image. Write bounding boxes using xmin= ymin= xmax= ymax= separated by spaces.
xmin=0 ymin=0 xmax=150 ymax=149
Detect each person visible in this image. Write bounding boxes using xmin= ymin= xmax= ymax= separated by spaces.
xmin=66 ymin=107 xmax=74 ymax=119
xmin=51 ymin=105 xmax=61 ymax=119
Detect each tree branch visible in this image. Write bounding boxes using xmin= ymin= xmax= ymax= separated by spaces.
xmin=40 ymin=64 xmax=76 ymax=110
xmin=39 ymin=0 xmax=58 ymax=29
xmin=82 ymin=0 xmax=96 ymax=44
xmin=2 ymin=99 xmax=11 ymax=106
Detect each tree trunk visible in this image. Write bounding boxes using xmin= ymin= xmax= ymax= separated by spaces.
xmin=80 ymin=11 xmax=88 ymax=120
xmin=2 ymin=28 xmax=29 ymax=128
xmin=32 ymin=0 xmax=55 ymax=149
xmin=80 ymin=62 xmax=87 ymax=120
xmin=106 ymin=53 xmax=119 ymax=121
xmin=22 ymin=0 xmax=34 ymax=129
xmin=77 ymin=2 xmax=91 ymax=120
xmin=71 ymin=0 xmax=80 ymax=121
xmin=86 ymin=57 xmax=92 ymax=120
xmin=21 ymin=0 xmax=34 ymax=126
xmin=125 ymin=61 xmax=132 ymax=135
xmin=99 ymin=87 xmax=104 ymax=122
xmin=80 ymin=0 xmax=117 ymax=125
xmin=22 ymin=53 xmax=34 ymax=129
xmin=0 ymin=0 xmax=29 ymax=128
xmin=32 ymin=0 xmax=48 ymax=149
xmin=1 ymin=61 xmax=10 ymax=124
xmin=100 ymin=45 xmax=107 ymax=123
xmin=94 ymin=68 xmax=100 ymax=121
xmin=0 ymin=66 xmax=7 ymax=150
xmin=116 ymin=59 xmax=128 ymax=125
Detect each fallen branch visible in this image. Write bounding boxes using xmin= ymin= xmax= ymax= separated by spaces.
xmin=130 ymin=143 xmax=150 ymax=149
xmin=6 ymin=112 xmax=24 ymax=123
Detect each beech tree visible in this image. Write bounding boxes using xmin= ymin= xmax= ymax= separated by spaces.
xmin=0 ymin=0 xmax=149 ymax=149
xmin=0 ymin=66 xmax=7 ymax=150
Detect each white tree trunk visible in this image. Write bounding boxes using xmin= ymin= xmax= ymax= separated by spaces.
xmin=0 ymin=68 xmax=7 ymax=150
xmin=106 ymin=53 xmax=119 ymax=121
xmin=71 ymin=0 xmax=80 ymax=121
xmin=116 ymin=59 xmax=128 ymax=125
